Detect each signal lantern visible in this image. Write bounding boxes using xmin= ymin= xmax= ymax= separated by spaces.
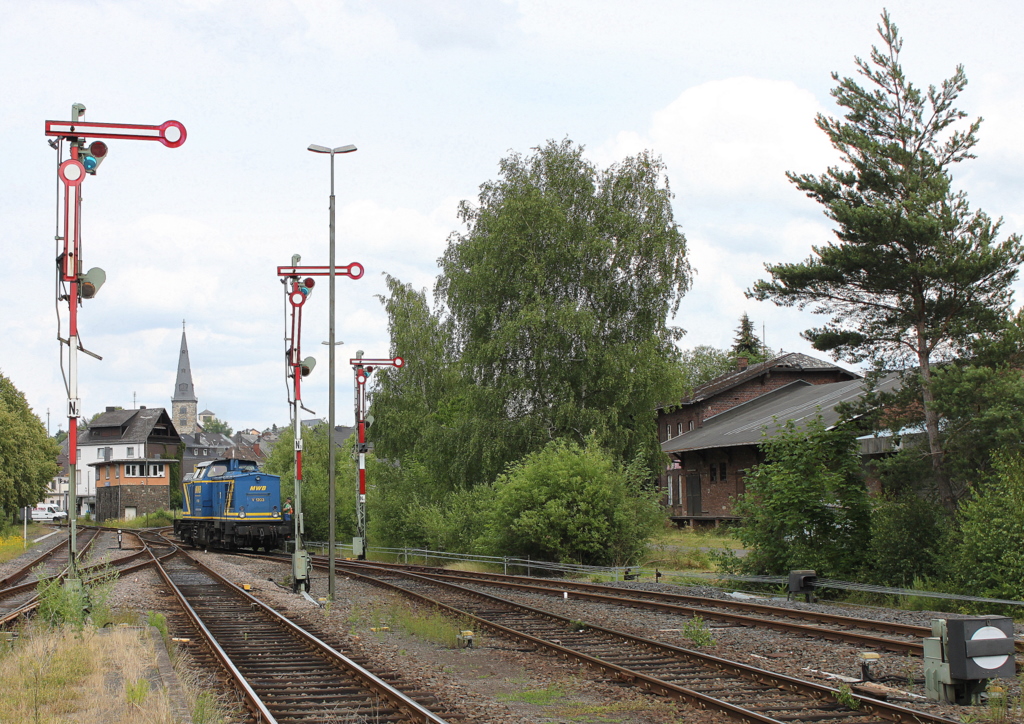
xmin=79 ymin=140 xmax=109 ymax=174
xmin=299 ymin=277 xmax=315 ymax=298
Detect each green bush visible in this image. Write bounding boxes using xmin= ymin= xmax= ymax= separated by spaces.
xmin=865 ymin=494 xmax=949 ymax=586
xmin=732 ymin=417 xmax=870 ymax=577
xmin=947 ymin=450 xmax=1024 ymax=603
xmin=481 ymin=437 xmax=664 ymax=566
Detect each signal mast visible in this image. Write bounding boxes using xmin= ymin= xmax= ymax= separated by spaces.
xmin=350 ymin=352 xmax=403 ymax=559
xmin=278 ymin=255 xmax=362 ymax=592
xmin=45 ymin=104 xmax=185 ymax=581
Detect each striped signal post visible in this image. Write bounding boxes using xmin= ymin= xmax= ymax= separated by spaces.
xmin=45 ymin=105 xmax=185 ymax=582
xmin=278 ymin=258 xmax=363 ymax=593
xmin=350 ymin=354 xmax=404 ymax=560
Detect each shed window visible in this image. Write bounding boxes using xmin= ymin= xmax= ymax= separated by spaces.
xmin=720 ymin=462 xmax=727 ymax=481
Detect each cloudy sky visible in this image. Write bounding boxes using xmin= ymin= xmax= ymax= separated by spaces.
xmin=4 ymin=1 xmax=1024 ymax=432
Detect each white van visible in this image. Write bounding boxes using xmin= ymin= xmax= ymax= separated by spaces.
xmin=30 ymin=504 xmax=68 ymax=523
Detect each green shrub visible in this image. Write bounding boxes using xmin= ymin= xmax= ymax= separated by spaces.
xmin=947 ymin=450 xmax=1024 ymax=604
xmin=732 ymin=417 xmax=869 ymax=577
xmin=482 ymin=437 xmax=664 ymax=566
xmin=865 ymin=494 xmax=949 ymax=586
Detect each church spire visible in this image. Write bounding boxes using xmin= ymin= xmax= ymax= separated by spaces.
xmin=172 ymin=322 xmax=198 ymax=435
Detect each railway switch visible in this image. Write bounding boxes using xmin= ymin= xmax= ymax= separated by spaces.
xmin=788 ymin=570 xmax=817 ymax=602
xmin=924 ymin=616 xmax=1016 ymax=705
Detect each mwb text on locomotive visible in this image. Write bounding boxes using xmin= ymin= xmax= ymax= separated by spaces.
xmin=174 ymin=458 xmax=292 ymax=552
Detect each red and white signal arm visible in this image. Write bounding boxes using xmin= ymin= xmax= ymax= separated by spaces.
xmin=352 ymin=357 xmax=404 ymax=385
xmin=45 ymin=119 xmax=187 ymax=148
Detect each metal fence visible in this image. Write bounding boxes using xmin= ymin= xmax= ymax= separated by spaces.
xmin=295 ymin=541 xmax=1024 ymax=607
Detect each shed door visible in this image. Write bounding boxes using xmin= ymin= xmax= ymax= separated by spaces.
xmin=124 ymin=506 xmax=137 ymax=521
xmin=686 ymin=475 xmax=702 ymax=516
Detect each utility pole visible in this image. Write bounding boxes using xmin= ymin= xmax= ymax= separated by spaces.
xmin=349 ymin=353 xmax=404 ymax=559
xmin=46 ymin=105 xmax=185 ymax=583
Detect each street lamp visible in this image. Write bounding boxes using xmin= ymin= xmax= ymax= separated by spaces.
xmin=308 ymin=142 xmax=356 ymax=601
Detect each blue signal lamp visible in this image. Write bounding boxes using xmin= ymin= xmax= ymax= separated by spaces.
xmin=79 ymin=140 xmax=109 ymax=175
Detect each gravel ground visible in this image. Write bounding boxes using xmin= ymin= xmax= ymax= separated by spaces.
xmin=95 ymin=549 xmax=1024 ymax=724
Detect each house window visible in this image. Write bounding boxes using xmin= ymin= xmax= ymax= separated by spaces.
xmin=203 ymin=449 xmax=208 ymax=455
xmin=127 ymin=446 xmax=134 ymax=457
xmin=665 ymin=423 xmax=671 ymax=440
xmin=115 ymin=466 xmax=119 ymax=479
xmin=125 ymin=464 xmax=141 ymax=477
xmin=148 ymin=463 xmax=165 ymax=477
xmin=720 ymin=462 xmax=727 ymax=481
xmin=667 ymin=475 xmax=674 ymax=505
xmin=710 ymin=465 xmax=717 ymax=482
xmin=105 ymin=466 xmax=110 ymax=480
xmin=677 ymin=422 xmax=682 ymax=435
xmin=97 ymin=448 xmax=104 ymax=459
xmin=688 ymin=420 xmax=695 ymax=431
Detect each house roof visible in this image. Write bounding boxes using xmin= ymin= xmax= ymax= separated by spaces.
xmin=661 ymin=373 xmax=901 ymax=455
xmin=79 ymin=407 xmax=180 ymax=446
xmin=677 ymin=352 xmax=859 ymax=408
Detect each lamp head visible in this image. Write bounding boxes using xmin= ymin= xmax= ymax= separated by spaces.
xmin=72 ymin=103 xmax=86 ymax=121
xmin=80 ymin=267 xmax=106 ymax=299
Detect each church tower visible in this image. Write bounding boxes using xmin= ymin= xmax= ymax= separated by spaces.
xmin=172 ymin=322 xmax=198 ymax=435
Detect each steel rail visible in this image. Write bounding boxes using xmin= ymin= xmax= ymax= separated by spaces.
xmin=0 ymin=546 xmax=172 ymax=627
xmin=334 ymin=561 xmax=961 ymax=724
xmin=146 ymin=545 xmax=278 ymax=724
xmin=346 ymin=559 xmax=935 ymax=638
xmin=363 ymin=564 xmax=925 ymax=655
xmin=149 ymin=535 xmax=450 ymax=724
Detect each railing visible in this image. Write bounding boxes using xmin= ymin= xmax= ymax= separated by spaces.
xmin=291 ymin=540 xmax=1024 ymax=607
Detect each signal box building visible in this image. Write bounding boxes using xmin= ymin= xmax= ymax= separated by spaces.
xmin=657 ymin=353 xmax=863 ymax=526
xmin=78 ymin=406 xmax=182 ymax=522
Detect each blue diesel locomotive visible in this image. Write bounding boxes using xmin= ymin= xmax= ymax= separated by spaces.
xmin=173 ymin=458 xmax=292 ymax=552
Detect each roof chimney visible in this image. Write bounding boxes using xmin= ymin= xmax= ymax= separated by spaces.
xmin=140 ymin=405 xmax=146 ymax=409
xmin=737 ymin=357 xmax=749 ymax=371
xmin=105 ymin=406 xmax=115 ymax=412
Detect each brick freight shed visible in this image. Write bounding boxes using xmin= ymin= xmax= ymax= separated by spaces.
xmin=660 ymin=373 xmax=901 ymax=526
xmin=656 ymin=353 xmax=859 ymax=520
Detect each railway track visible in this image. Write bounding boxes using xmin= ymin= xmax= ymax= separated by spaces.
xmin=146 ymin=536 xmax=457 ymax=723
xmin=336 ymin=560 xmax=1024 ymax=657
xmin=0 ymin=527 xmax=183 ymax=627
xmin=332 ymin=560 xmax=963 ymax=724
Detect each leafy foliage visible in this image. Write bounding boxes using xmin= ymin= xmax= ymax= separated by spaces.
xmin=202 ymin=417 xmax=232 ymax=436
xmin=435 ymin=138 xmax=692 ymax=478
xmin=864 ymin=493 xmax=949 ymax=586
xmin=263 ymin=424 xmax=358 ymax=541
xmin=0 ymin=372 xmax=59 ymax=518
xmin=733 ymin=417 xmax=870 ymax=577
xmin=946 ymin=451 xmax=1024 ymax=602
xmin=676 ymin=346 xmax=735 ymax=396
xmin=748 ymin=12 xmax=1024 ymax=506
xmin=482 ymin=437 xmax=664 ymax=566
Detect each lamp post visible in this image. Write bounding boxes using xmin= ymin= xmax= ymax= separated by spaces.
xmin=307 ymin=143 xmax=356 ymax=601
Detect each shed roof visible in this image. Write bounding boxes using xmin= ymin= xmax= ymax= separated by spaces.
xmin=661 ymin=373 xmax=901 ymax=455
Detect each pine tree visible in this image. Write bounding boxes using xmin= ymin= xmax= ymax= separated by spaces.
xmin=748 ymin=13 xmax=1024 ymax=507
